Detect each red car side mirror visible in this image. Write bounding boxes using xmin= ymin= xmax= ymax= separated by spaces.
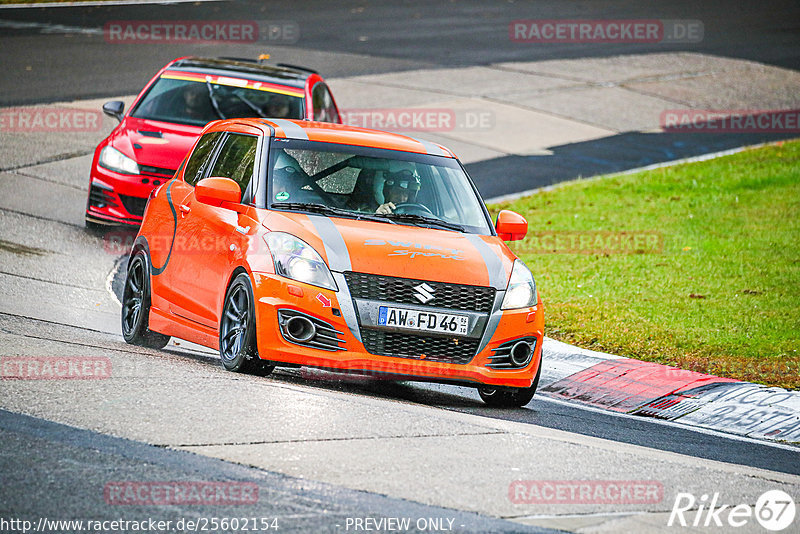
xmin=495 ymin=210 xmax=527 ymax=241
xmin=196 ymin=177 xmax=242 ymax=208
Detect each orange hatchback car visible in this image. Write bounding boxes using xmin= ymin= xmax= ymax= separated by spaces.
xmin=122 ymin=118 xmax=543 ymax=406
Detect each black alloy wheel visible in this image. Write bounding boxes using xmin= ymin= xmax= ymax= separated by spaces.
xmin=121 ymin=252 xmax=170 ymax=349
xmin=219 ymin=273 xmax=274 ymax=376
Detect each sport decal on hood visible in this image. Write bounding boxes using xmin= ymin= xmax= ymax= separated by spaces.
xmin=363 ymin=238 xmax=466 ymax=261
xmin=290 ymin=215 xmax=511 ymax=290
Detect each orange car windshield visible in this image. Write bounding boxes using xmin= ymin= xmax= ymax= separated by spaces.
xmin=131 ymin=77 xmax=304 ymax=126
xmin=268 ymin=141 xmax=492 ymax=234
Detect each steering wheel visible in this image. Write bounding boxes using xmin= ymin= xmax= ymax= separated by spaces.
xmin=393 ymin=202 xmax=435 ymax=216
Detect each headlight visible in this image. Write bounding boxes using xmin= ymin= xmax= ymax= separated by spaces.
xmin=264 ymin=232 xmax=337 ymax=291
xmin=501 ymin=260 xmax=538 ymax=310
xmin=99 ymin=145 xmax=140 ymax=175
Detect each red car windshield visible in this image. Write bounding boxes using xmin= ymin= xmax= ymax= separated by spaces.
xmin=130 ymin=75 xmax=305 ymax=126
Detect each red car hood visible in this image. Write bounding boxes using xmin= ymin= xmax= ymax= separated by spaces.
xmin=263 ymin=211 xmax=514 ymax=289
xmin=109 ymin=117 xmax=203 ymax=171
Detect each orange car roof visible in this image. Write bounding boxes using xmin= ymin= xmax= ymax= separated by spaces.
xmin=260 ymin=119 xmax=456 ymax=157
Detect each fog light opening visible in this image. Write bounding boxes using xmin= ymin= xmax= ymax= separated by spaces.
xmin=285 ymin=316 xmax=316 ymax=343
xmin=510 ymin=341 xmax=532 ymax=367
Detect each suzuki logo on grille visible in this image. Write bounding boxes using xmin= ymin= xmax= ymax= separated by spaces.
xmin=413 ymin=283 xmax=435 ymax=304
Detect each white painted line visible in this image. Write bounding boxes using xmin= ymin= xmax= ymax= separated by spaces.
xmin=0 ymin=19 xmax=101 ymax=34
xmin=543 ymin=335 xmax=623 ymax=361
xmin=484 ymin=140 xmax=793 ymax=204
xmin=0 ymin=0 xmax=222 ymax=8
xmin=105 ymin=255 xmax=123 ymax=308
xmin=537 ymin=394 xmax=800 ymax=452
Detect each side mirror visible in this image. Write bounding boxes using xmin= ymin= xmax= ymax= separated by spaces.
xmin=196 ymin=177 xmax=242 ymax=208
xmin=496 ymin=210 xmax=527 ymax=241
xmin=102 ymin=101 xmax=125 ymax=122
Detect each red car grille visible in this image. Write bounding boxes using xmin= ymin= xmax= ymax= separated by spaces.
xmin=119 ymin=194 xmax=148 ymax=217
xmin=139 ymin=165 xmax=176 ymax=177
xmin=88 ymin=184 xmax=120 ymax=209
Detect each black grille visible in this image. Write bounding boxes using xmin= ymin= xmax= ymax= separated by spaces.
xmin=119 ymin=194 xmax=148 ymax=217
xmin=345 ymin=272 xmax=495 ymax=313
xmin=88 ymin=184 xmax=119 ymax=209
xmin=139 ymin=165 xmax=177 ymax=176
xmin=361 ymin=329 xmax=479 ymax=364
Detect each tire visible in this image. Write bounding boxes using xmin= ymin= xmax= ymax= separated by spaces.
xmin=478 ymin=355 xmax=542 ymax=408
xmin=219 ymin=273 xmax=274 ymax=376
xmin=121 ymin=252 xmax=171 ymax=349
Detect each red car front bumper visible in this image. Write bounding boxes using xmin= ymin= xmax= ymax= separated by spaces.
xmin=85 ymin=164 xmax=175 ymax=226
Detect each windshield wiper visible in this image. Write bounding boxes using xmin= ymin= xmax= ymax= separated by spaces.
xmin=271 ymin=202 xmax=396 ymax=224
xmin=376 ymin=213 xmax=464 ymax=232
xmin=232 ymin=92 xmax=267 ymax=117
xmin=204 ymin=80 xmax=226 ymax=120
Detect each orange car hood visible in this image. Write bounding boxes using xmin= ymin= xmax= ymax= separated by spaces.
xmin=263 ymin=212 xmax=514 ymax=289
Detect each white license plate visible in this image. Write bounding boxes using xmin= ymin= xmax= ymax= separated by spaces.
xmin=377 ymin=306 xmax=469 ymax=336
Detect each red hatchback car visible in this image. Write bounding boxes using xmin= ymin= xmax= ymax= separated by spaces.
xmin=85 ymin=56 xmax=341 ymax=228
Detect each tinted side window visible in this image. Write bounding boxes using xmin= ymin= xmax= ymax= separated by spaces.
xmin=312 ymin=83 xmax=339 ymax=123
xmin=184 ymin=132 xmax=222 ymax=185
xmin=208 ymin=133 xmax=259 ymax=196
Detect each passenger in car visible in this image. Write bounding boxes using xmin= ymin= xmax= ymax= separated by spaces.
xmin=266 ymin=95 xmax=292 ymax=118
xmin=271 ymin=151 xmax=323 ymax=204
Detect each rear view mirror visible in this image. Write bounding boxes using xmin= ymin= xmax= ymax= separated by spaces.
xmin=196 ymin=177 xmax=242 ymax=208
xmin=102 ymin=101 xmax=125 ymax=122
xmin=496 ymin=210 xmax=527 ymax=241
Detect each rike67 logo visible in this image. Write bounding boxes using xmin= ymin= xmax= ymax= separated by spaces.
xmin=668 ymin=490 xmax=796 ymax=531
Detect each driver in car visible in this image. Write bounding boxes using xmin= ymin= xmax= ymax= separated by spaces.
xmin=376 ymin=169 xmax=421 ymax=214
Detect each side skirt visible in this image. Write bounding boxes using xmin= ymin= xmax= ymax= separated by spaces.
xmin=149 ymin=305 xmax=219 ymax=351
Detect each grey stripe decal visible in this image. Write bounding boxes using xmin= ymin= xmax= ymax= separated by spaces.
xmin=306 ymin=215 xmax=360 ymax=342
xmin=332 ymin=272 xmax=361 ymax=342
xmin=270 ymin=119 xmax=309 ymax=140
xmin=307 ymin=215 xmax=352 ymax=272
xmin=406 ymin=135 xmax=448 ymax=157
xmin=465 ymin=234 xmax=507 ymax=290
xmin=477 ymin=292 xmax=505 ymax=354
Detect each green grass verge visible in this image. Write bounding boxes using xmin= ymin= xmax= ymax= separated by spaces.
xmin=489 ymin=140 xmax=800 ymax=389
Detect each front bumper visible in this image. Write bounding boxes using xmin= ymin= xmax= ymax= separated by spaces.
xmin=252 ymin=272 xmax=544 ymax=388
xmin=85 ymin=164 xmax=174 ymax=226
